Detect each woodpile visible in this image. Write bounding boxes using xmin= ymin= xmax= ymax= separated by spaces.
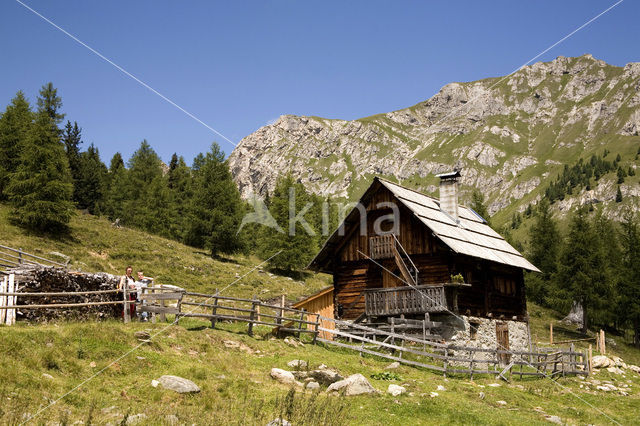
xmin=6 ymin=265 xmax=121 ymax=322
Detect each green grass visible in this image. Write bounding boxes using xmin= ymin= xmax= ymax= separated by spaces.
xmin=1 ymin=202 xmax=640 ymax=424
xmin=1 ymin=317 xmax=639 ymax=425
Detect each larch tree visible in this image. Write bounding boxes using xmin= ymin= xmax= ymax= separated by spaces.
xmin=62 ymin=121 xmax=83 ymax=193
xmin=37 ymin=82 xmax=65 ymax=126
xmin=6 ymin=110 xmax=74 ymax=233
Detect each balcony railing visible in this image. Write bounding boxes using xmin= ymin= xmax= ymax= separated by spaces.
xmin=364 ymin=284 xmax=447 ymax=317
xmin=369 ymin=234 xmax=394 ymax=259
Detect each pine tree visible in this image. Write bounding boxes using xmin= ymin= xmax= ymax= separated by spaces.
xmin=616 ymin=186 xmax=623 ymax=202
xmin=124 ymin=140 xmax=165 ymax=228
xmin=0 ymin=91 xmax=33 ymax=199
xmin=555 ymin=208 xmax=610 ymax=334
xmin=185 ymin=143 xmax=244 ymax=257
xmin=75 ymin=144 xmax=107 ymax=214
xmin=6 ymin=111 xmax=73 ymax=233
xmin=257 ymin=174 xmax=318 ymax=272
xmin=619 ymin=211 xmax=640 ymax=347
xmin=37 ymin=82 xmax=65 ymax=125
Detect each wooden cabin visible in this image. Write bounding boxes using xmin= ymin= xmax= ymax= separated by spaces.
xmin=307 ymin=174 xmax=539 ymax=329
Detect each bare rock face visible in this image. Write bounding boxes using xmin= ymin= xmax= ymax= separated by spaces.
xmin=228 ymin=55 xmax=640 ymax=221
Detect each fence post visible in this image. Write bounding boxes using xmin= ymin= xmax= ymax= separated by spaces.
xmin=588 ymin=344 xmax=593 ymax=375
xmin=600 ymin=330 xmax=606 ymax=355
xmin=312 ymin=314 xmax=320 ymax=344
xmin=549 ymin=322 xmax=553 ymax=344
xmin=248 ymin=296 xmax=258 ymax=337
xmin=7 ymin=274 xmax=15 ymax=325
xmin=175 ymin=291 xmax=184 ymax=324
xmin=159 ymin=285 xmax=166 ymax=323
xmin=123 ymin=284 xmax=130 ymax=324
xmin=297 ymin=309 xmax=305 ymax=339
xmin=211 ymin=289 xmax=219 ymax=329
xmin=18 ymin=248 xmax=22 ymax=265
xmin=0 ymin=276 xmax=6 ymax=324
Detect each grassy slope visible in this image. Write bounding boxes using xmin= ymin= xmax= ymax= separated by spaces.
xmin=1 ymin=206 xmax=640 ymax=425
xmin=0 ymin=204 xmax=330 ymax=303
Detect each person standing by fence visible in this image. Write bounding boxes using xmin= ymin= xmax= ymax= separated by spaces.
xmin=118 ymin=266 xmax=137 ymax=319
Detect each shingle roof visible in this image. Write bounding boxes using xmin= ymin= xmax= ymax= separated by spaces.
xmin=308 ymin=177 xmax=540 ymax=273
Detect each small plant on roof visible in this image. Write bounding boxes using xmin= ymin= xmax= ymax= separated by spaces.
xmin=450 ymin=273 xmax=465 ymax=284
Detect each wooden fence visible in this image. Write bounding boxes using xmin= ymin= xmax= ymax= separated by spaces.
xmin=0 ymin=244 xmax=68 ymax=272
xmin=178 ymin=292 xmax=320 ymax=340
xmin=0 ymin=280 xmax=588 ymax=379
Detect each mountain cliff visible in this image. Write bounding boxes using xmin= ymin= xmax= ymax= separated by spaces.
xmin=228 ymin=55 xmax=640 ymax=225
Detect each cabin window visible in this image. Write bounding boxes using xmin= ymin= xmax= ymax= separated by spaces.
xmin=469 ymin=321 xmax=480 ymax=340
xmin=494 ymin=277 xmax=516 ymax=296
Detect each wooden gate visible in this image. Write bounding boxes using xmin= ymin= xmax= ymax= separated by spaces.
xmin=496 ymin=322 xmax=510 ymax=365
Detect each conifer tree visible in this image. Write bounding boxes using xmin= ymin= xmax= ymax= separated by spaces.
xmin=555 ymin=208 xmax=609 ymax=333
xmin=6 ymin=111 xmax=73 ymax=233
xmin=185 ymin=143 xmax=244 ymax=257
xmin=619 ymin=211 xmax=640 ymax=346
xmin=470 ymin=189 xmax=491 ymax=227
xmin=257 ymin=174 xmax=318 ymax=272
xmin=0 ymin=91 xmax=32 ymax=199
xmin=109 ymin=152 xmax=125 ymax=172
xmin=167 ymin=155 xmax=192 ymax=240
xmin=62 ymin=121 xmax=83 ymax=189
xmin=37 ymin=82 xmax=65 ymax=125
xmin=616 ymin=186 xmax=623 ymax=202
xmin=525 ymin=199 xmax=560 ymax=305
xmin=75 ymin=144 xmax=107 ymax=214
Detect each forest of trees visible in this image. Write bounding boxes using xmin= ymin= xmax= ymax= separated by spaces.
xmin=523 ymin=199 xmax=640 ymax=346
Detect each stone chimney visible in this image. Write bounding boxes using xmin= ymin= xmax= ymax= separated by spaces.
xmin=436 ymin=170 xmax=461 ymax=221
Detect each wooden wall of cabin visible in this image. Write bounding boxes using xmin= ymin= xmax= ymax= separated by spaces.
xmin=338 ymin=186 xmax=438 ymax=263
xmin=450 ymin=257 xmax=526 ymax=319
xmin=333 ymin=260 xmax=380 ymax=319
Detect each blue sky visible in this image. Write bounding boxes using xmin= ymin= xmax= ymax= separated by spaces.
xmin=0 ymin=1 xmax=637 ymax=164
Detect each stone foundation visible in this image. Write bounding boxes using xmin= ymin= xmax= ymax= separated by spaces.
xmin=434 ymin=314 xmax=530 ymax=364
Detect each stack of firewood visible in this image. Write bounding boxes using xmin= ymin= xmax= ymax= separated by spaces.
xmin=6 ymin=265 xmax=122 ymax=322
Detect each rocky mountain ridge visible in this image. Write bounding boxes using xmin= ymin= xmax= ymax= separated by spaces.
xmin=228 ymin=55 xmax=640 ymax=224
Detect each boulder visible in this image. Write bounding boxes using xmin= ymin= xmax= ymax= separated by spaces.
xmin=327 ymin=374 xmax=378 ymax=396
xmin=126 ymin=413 xmax=147 ymax=425
xmin=311 ymin=369 xmax=343 ymax=385
xmin=270 ymin=368 xmax=298 ymax=386
xmin=156 ymin=375 xmax=200 ymax=394
xmin=266 ymin=419 xmax=292 ymax=426
xmin=544 ymin=415 xmax=562 ymax=424
xmin=387 ymin=384 xmax=406 ymax=396
xmin=591 ymin=355 xmax=613 ymax=369
xmin=287 ymin=360 xmax=308 ymax=369
xmin=627 ymin=365 xmax=640 ymax=374
xmin=606 ymin=366 xmax=624 ymax=375
xmin=385 ymin=362 xmax=400 ymax=370
xmin=306 ymin=381 xmax=320 ymax=390
xmin=436 ymin=385 xmax=446 ymax=391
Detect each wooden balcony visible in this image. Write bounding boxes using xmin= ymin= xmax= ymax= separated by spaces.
xmin=364 ymin=284 xmax=448 ymax=317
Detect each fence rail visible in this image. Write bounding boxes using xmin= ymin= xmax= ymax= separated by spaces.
xmin=0 ymin=244 xmax=68 ymax=271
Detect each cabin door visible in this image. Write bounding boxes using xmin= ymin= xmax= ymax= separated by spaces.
xmin=496 ymin=322 xmax=511 ymax=365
